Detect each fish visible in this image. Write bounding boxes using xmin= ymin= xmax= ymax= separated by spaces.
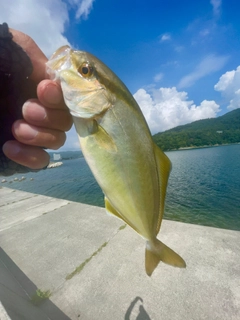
xmin=46 ymin=46 xmax=186 ymax=276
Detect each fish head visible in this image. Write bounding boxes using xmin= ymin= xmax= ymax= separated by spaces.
xmin=46 ymin=46 xmax=115 ymax=118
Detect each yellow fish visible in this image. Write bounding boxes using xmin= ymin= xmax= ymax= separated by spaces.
xmin=46 ymin=46 xmax=186 ymax=276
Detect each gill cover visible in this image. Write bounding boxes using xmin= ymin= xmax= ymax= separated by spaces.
xmin=47 ymin=46 xmax=114 ymax=118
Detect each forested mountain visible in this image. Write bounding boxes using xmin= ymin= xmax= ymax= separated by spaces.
xmin=153 ymin=108 xmax=240 ymax=151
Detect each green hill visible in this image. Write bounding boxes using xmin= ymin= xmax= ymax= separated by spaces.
xmin=152 ymin=108 xmax=240 ymax=151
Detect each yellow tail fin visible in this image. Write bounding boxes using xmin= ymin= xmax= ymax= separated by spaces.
xmin=145 ymin=239 xmax=186 ymax=276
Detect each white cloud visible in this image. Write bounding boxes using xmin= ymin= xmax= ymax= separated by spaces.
xmin=0 ymin=0 xmax=95 ymax=151
xmin=0 ymin=0 xmax=95 ymax=57
xmin=214 ymin=66 xmax=240 ymax=110
xmin=178 ymin=54 xmax=229 ymax=88
xmin=199 ymin=28 xmax=210 ymax=37
xmin=210 ymin=0 xmax=221 ymax=16
xmin=154 ymin=73 xmax=164 ymax=82
xmin=174 ymin=46 xmax=184 ymax=53
xmin=68 ymin=0 xmax=95 ymax=19
xmin=160 ymin=33 xmax=171 ymax=42
xmin=134 ymin=87 xmax=220 ymax=134
xmin=0 ymin=0 xmax=69 ymax=57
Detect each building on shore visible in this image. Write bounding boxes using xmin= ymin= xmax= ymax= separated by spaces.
xmin=53 ymin=153 xmax=62 ymax=161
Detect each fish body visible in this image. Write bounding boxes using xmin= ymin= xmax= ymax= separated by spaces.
xmin=47 ymin=46 xmax=186 ymax=276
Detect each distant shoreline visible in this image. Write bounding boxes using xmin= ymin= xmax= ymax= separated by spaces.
xmin=166 ymin=142 xmax=240 ymax=152
xmin=48 ymin=143 xmax=240 ymax=155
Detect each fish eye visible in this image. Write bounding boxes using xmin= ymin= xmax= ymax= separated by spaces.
xmin=78 ymin=62 xmax=93 ymax=78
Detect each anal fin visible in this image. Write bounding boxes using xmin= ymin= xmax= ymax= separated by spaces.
xmin=104 ymin=197 xmax=141 ymax=234
xmin=153 ymin=143 xmax=172 ymax=234
xmin=105 ymin=197 xmax=125 ymax=221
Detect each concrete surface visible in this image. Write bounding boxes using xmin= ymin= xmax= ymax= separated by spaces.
xmin=0 ymin=186 xmax=240 ymax=320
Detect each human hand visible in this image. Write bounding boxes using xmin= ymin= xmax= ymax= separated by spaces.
xmin=2 ymin=29 xmax=72 ymax=170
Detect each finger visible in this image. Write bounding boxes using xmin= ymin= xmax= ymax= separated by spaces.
xmin=10 ymin=28 xmax=48 ymax=83
xmin=22 ymin=99 xmax=72 ymax=131
xmin=3 ymin=140 xmax=50 ymax=170
xmin=12 ymin=120 xmax=66 ymax=150
xmin=37 ymin=80 xmax=67 ymax=109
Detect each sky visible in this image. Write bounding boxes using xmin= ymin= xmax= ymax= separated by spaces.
xmin=1 ymin=0 xmax=240 ymax=150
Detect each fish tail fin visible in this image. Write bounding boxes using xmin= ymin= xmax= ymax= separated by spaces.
xmin=145 ymin=239 xmax=186 ymax=276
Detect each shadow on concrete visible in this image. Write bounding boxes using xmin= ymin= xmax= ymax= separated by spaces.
xmin=0 ymin=247 xmax=71 ymax=320
xmin=125 ymin=296 xmax=151 ymax=320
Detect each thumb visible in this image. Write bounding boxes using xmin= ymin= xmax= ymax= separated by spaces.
xmin=10 ymin=28 xmax=48 ymax=83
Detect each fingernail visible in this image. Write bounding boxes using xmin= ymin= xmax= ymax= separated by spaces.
xmin=23 ymin=101 xmax=46 ymax=121
xmin=13 ymin=122 xmax=38 ymax=140
xmin=44 ymin=84 xmax=62 ymax=104
xmin=3 ymin=141 xmax=21 ymax=157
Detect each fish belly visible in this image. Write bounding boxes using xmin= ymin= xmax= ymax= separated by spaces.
xmin=74 ymin=100 xmax=159 ymax=240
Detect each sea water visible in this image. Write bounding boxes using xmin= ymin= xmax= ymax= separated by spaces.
xmin=3 ymin=144 xmax=240 ymax=231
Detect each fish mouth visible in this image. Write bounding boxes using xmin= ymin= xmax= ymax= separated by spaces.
xmin=46 ymin=45 xmax=72 ymax=80
xmin=70 ymin=110 xmax=83 ymax=118
xmin=49 ymin=45 xmax=71 ymax=61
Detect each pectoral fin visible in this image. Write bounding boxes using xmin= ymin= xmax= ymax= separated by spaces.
xmin=94 ymin=124 xmax=117 ymax=153
xmin=73 ymin=117 xmax=117 ymax=153
xmin=153 ymin=143 xmax=172 ymax=234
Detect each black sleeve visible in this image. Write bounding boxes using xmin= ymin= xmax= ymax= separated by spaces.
xmin=0 ymin=23 xmax=40 ymax=176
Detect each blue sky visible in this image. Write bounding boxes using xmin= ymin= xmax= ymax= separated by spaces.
xmin=1 ymin=0 xmax=240 ymax=150
xmin=65 ymin=0 xmax=238 ymax=97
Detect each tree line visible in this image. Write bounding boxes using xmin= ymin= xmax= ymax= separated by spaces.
xmin=152 ymin=108 xmax=240 ymax=151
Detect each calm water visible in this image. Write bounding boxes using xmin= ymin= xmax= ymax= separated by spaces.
xmin=3 ymin=144 xmax=240 ymax=231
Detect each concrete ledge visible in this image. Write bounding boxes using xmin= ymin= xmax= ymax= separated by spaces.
xmin=0 ymin=302 xmax=10 ymax=320
xmin=0 ymin=187 xmax=240 ymax=319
